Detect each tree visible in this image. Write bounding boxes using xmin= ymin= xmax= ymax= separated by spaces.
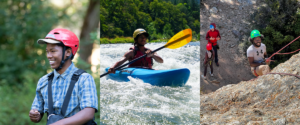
xmin=100 ymin=0 xmax=200 ymax=40
xmin=79 ymin=0 xmax=100 ymax=64
xmin=250 ymin=0 xmax=300 ymax=68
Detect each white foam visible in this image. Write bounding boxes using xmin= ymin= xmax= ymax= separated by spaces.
xmin=100 ymin=42 xmax=200 ymax=124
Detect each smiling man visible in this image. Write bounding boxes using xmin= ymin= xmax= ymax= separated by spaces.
xmin=108 ymin=28 xmax=163 ymax=74
xmin=247 ymin=30 xmax=271 ymax=77
xmin=29 ymin=28 xmax=98 ymax=125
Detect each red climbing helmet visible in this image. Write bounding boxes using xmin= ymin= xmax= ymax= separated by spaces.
xmin=206 ymin=43 xmax=212 ymax=50
xmin=37 ymin=28 xmax=79 ymax=55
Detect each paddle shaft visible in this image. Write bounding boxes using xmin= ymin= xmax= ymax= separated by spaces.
xmin=100 ymin=46 xmax=165 ymax=78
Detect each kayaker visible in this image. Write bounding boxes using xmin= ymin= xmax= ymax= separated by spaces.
xmin=108 ymin=28 xmax=163 ymax=74
xmin=247 ymin=30 xmax=271 ymax=76
xmin=201 ymin=43 xmax=215 ymax=80
xmin=205 ymin=23 xmax=221 ymax=66
xmin=29 ymin=28 xmax=98 ymax=125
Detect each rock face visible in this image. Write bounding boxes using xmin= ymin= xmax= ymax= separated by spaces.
xmin=232 ymin=30 xmax=241 ymax=38
xmin=200 ymin=0 xmax=258 ymax=93
xmin=210 ymin=7 xmax=218 ymax=14
xmin=201 ymin=52 xmax=300 ymax=124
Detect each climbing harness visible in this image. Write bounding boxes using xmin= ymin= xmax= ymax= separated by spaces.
xmin=253 ymin=67 xmax=259 ymax=77
xmin=250 ymin=35 xmax=300 ymax=80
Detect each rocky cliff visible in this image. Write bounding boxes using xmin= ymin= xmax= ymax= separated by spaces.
xmin=200 ymin=0 xmax=262 ymax=93
xmin=200 ymin=52 xmax=300 ymax=124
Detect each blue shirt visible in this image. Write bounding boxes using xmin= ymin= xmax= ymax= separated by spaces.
xmin=31 ymin=63 xmax=98 ymax=117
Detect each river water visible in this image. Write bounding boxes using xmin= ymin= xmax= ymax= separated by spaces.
xmin=100 ymin=42 xmax=200 ymax=124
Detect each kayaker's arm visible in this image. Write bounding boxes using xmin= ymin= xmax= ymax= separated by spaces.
xmin=146 ymin=50 xmax=163 ymax=63
xmin=108 ymin=51 xmax=134 ymax=74
xmin=152 ymin=53 xmax=163 ymax=63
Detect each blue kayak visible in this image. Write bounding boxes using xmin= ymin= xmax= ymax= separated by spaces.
xmin=105 ymin=67 xmax=190 ymax=86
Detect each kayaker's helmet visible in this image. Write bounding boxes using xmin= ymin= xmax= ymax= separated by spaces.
xmin=133 ymin=28 xmax=149 ymax=46
xmin=37 ymin=28 xmax=79 ymax=71
xmin=206 ymin=43 xmax=212 ymax=51
xmin=133 ymin=28 xmax=149 ymax=39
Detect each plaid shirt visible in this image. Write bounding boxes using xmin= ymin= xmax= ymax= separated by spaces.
xmin=31 ymin=63 xmax=98 ymax=117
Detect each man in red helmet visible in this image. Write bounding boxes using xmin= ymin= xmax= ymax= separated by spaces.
xmin=29 ymin=28 xmax=98 ymax=125
xmin=108 ymin=28 xmax=163 ymax=74
xmin=206 ymin=23 xmax=221 ymax=66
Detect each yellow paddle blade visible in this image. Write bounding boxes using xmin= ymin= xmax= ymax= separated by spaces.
xmin=165 ymin=29 xmax=192 ymax=49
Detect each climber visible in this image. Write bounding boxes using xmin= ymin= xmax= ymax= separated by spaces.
xmin=205 ymin=23 xmax=221 ymax=66
xmin=247 ymin=30 xmax=271 ymax=76
xmin=202 ymin=43 xmax=215 ymax=80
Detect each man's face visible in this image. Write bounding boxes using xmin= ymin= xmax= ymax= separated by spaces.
xmin=137 ymin=34 xmax=147 ymax=46
xmin=253 ymin=37 xmax=262 ymax=47
xmin=46 ymin=43 xmax=63 ymax=69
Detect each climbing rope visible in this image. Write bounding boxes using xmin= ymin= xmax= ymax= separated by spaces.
xmin=266 ymin=35 xmax=300 ymax=62
xmin=250 ymin=35 xmax=300 ymax=81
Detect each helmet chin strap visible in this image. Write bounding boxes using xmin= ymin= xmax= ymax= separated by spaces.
xmin=137 ymin=44 xmax=144 ymax=47
xmin=55 ymin=46 xmax=72 ymax=71
xmin=135 ymin=42 xmax=145 ymax=47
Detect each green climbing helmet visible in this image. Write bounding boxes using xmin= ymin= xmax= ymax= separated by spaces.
xmin=250 ymin=30 xmax=261 ymax=39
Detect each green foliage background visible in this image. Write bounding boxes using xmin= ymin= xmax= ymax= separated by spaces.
xmin=249 ymin=0 xmax=300 ymax=68
xmin=100 ymin=0 xmax=200 ymax=43
xmin=0 ymin=0 xmax=100 ymax=124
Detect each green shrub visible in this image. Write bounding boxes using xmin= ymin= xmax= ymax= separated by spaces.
xmin=111 ymin=37 xmax=134 ymax=43
xmin=100 ymin=38 xmax=110 ymax=44
xmin=100 ymin=0 xmax=200 ymax=38
xmin=100 ymin=36 xmax=170 ymax=44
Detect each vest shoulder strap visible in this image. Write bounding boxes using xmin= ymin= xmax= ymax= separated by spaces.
xmin=47 ymin=69 xmax=86 ymax=116
xmin=61 ymin=69 xmax=86 ymax=116
xmin=47 ymin=72 xmax=55 ymax=115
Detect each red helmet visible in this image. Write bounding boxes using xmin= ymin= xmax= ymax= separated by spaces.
xmin=37 ymin=28 xmax=79 ymax=55
xmin=206 ymin=43 xmax=212 ymax=50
